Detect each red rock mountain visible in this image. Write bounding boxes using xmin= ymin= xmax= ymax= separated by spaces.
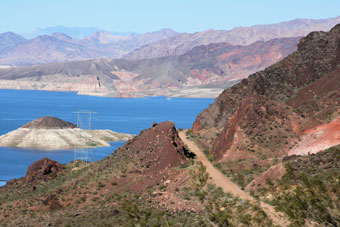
xmin=193 ymin=23 xmax=340 ymax=162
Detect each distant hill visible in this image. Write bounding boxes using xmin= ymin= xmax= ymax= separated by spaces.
xmin=0 ymin=32 xmax=26 ymax=52
xmin=21 ymin=25 xmax=117 ymax=39
xmin=0 ymin=29 xmax=179 ymax=65
xmin=125 ymin=16 xmax=340 ymax=60
xmin=0 ymin=35 xmax=103 ymax=66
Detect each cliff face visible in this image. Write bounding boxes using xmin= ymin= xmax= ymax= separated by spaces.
xmin=193 ymin=24 xmax=340 ymax=161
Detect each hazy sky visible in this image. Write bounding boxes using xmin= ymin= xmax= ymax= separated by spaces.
xmin=1 ymin=0 xmax=340 ymax=33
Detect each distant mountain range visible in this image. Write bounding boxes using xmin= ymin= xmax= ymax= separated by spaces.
xmin=125 ymin=16 xmax=340 ymax=60
xmin=0 ymin=29 xmax=179 ymax=65
xmin=0 ymin=36 xmax=300 ymax=97
xmin=0 ymin=16 xmax=339 ymax=66
xmin=20 ymin=25 xmax=134 ymax=39
xmin=0 ymin=16 xmax=339 ymax=97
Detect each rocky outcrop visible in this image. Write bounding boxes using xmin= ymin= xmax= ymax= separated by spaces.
xmin=245 ymin=163 xmax=286 ymax=191
xmin=25 ymin=158 xmax=63 ymax=183
xmin=42 ymin=195 xmax=62 ymax=210
xmin=0 ymin=117 xmax=133 ymax=150
xmin=114 ymin=121 xmax=188 ymax=171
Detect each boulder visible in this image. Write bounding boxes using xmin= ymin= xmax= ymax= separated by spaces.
xmin=25 ymin=158 xmax=63 ymax=183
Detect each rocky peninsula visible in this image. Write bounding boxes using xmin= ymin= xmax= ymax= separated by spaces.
xmin=0 ymin=116 xmax=133 ymax=150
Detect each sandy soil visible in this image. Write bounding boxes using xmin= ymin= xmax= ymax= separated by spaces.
xmin=289 ymin=117 xmax=340 ymax=156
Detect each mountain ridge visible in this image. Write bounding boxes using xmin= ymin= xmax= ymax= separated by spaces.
xmin=125 ymin=16 xmax=340 ymax=60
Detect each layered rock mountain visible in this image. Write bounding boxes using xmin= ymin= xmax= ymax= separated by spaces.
xmin=0 ymin=36 xmax=300 ymax=97
xmin=125 ymin=16 xmax=340 ymax=60
xmin=192 ymin=23 xmax=340 ymax=162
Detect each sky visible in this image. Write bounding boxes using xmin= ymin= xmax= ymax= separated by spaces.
xmin=1 ymin=0 xmax=340 ymax=34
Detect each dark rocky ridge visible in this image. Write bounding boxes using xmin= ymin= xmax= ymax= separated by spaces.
xmin=21 ymin=116 xmax=77 ymax=129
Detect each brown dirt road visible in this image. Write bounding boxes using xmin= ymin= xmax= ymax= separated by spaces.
xmin=179 ymin=130 xmax=289 ymax=227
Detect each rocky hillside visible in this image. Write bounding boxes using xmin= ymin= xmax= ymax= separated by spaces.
xmin=0 ymin=117 xmax=132 ymax=149
xmin=0 ymin=121 xmax=281 ymax=226
xmin=0 ymin=37 xmax=300 ymax=98
xmin=185 ymin=23 xmax=340 ymax=226
xmin=190 ymin=23 xmax=340 ymax=197
xmin=125 ymin=16 xmax=340 ymax=60
xmin=0 ymin=122 xmax=206 ymax=226
xmin=249 ymin=145 xmax=340 ymax=226
xmin=193 ymin=23 xmax=340 ymax=160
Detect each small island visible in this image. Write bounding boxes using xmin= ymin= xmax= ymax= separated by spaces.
xmin=0 ymin=116 xmax=133 ymax=150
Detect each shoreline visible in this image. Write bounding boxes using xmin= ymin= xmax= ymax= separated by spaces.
xmin=0 ymin=128 xmax=133 ymax=150
xmin=0 ymin=86 xmax=224 ymax=99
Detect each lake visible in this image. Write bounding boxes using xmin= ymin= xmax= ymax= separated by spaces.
xmin=0 ymin=90 xmax=214 ymax=186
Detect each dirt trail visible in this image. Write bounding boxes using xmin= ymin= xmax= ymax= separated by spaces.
xmin=179 ymin=130 xmax=289 ymax=227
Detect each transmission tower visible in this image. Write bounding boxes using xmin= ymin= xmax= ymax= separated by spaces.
xmin=73 ymin=111 xmax=97 ymax=162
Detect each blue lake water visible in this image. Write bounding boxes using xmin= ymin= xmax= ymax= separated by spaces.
xmin=0 ymin=89 xmax=213 ymax=186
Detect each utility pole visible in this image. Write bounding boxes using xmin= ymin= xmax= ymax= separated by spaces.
xmin=73 ymin=111 xmax=97 ymax=162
